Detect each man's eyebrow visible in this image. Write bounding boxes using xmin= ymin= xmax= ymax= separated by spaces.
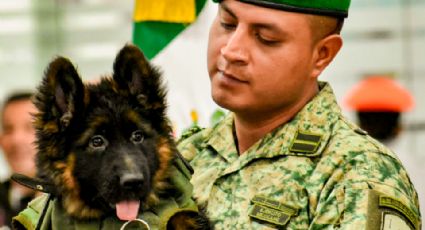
xmin=220 ymin=2 xmax=284 ymax=34
xmin=251 ymin=22 xmax=281 ymax=32
xmin=251 ymin=21 xmax=288 ymax=38
xmin=220 ymin=1 xmax=237 ymax=19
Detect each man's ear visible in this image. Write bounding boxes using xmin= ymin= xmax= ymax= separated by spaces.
xmin=311 ymin=34 xmax=343 ymax=78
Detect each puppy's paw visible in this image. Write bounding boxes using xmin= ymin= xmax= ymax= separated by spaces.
xmin=167 ymin=210 xmax=212 ymax=230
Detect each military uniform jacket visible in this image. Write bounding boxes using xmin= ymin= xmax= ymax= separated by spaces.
xmin=178 ymin=82 xmax=422 ymax=230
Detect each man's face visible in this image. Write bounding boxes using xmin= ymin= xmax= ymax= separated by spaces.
xmin=0 ymin=99 xmax=37 ymax=176
xmin=207 ymin=0 xmax=320 ymax=118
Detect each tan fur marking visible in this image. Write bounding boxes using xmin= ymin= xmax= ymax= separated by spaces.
xmin=45 ymin=145 xmax=58 ymax=157
xmin=169 ymin=212 xmax=199 ymax=230
xmin=32 ymin=115 xmax=44 ymax=129
xmin=145 ymin=137 xmax=174 ymax=207
xmin=111 ymin=80 xmax=120 ymax=93
xmin=43 ymin=121 xmax=59 ymax=133
xmin=62 ymin=154 xmax=77 ymax=189
xmin=53 ymin=161 xmax=67 ymax=170
xmin=56 ymin=153 xmax=103 ymax=218
xmin=75 ymin=116 xmax=108 ymax=146
xmin=155 ymin=137 xmax=174 ymax=184
xmin=126 ymin=110 xmax=142 ymax=124
xmin=33 ymin=112 xmax=59 ymax=134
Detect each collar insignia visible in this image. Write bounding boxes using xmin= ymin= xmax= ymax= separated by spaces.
xmin=289 ymin=131 xmax=322 ymax=154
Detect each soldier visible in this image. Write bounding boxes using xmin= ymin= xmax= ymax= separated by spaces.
xmin=178 ymin=0 xmax=422 ymax=229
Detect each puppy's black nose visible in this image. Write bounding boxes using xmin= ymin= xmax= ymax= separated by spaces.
xmin=120 ymin=173 xmax=144 ymax=190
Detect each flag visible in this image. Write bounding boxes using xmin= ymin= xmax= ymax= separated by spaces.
xmin=132 ymin=0 xmax=220 ymax=135
xmin=133 ymin=0 xmax=208 ymax=59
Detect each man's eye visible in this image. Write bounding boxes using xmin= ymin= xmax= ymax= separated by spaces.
xmin=255 ymin=33 xmax=279 ymax=46
xmin=131 ymin=130 xmax=144 ymax=144
xmin=90 ymin=135 xmax=107 ymax=149
xmin=220 ymin=21 xmax=236 ymax=30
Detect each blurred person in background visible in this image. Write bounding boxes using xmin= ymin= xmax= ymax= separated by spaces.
xmin=344 ymin=75 xmax=425 ymax=219
xmin=344 ymin=75 xmax=415 ymax=141
xmin=0 ymin=92 xmax=38 ymax=228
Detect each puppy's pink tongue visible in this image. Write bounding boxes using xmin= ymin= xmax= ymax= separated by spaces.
xmin=116 ymin=200 xmax=140 ymax=221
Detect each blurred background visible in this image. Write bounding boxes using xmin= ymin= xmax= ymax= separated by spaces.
xmin=0 ymin=0 xmax=424 ymax=217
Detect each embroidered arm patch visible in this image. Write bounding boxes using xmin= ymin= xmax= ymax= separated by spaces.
xmin=366 ymin=190 xmax=420 ymax=230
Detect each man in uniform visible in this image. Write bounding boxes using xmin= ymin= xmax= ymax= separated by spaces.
xmin=178 ymin=0 xmax=422 ymax=229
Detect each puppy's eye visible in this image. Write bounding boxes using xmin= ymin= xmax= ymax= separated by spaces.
xmin=90 ymin=135 xmax=107 ymax=149
xmin=131 ymin=130 xmax=144 ymax=144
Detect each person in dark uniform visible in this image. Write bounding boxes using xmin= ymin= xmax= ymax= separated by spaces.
xmin=0 ymin=92 xmax=38 ymax=228
xmin=344 ymin=75 xmax=414 ymax=141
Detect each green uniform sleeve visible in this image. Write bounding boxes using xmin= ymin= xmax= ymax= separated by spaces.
xmin=310 ymin=182 xmax=420 ymax=230
xmin=12 ymin=194 xmax=49 ymax=230
xmin=309 ymin=152 xmax=421 ymax=230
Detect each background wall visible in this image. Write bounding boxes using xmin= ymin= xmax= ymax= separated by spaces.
xmin=0 ymin=0 xmax=424 ymax=219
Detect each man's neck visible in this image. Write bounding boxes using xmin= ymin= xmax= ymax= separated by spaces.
xmin=234 ymin=108 xmax=296 ymax=154
xmin=234 ymin=84 xmax=319 ymax=154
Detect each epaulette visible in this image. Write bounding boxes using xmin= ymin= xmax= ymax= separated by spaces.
xmin=177 ymin=125 xmax=204 ymax=144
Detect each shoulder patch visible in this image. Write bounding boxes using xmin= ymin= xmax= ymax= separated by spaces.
xmin=289 ymin=131 xmax=322 ymax=154
xmin=379 ymin=196 xmax=419 ymax=230
xmin=367 ymin=190 xmax=420 ymax=230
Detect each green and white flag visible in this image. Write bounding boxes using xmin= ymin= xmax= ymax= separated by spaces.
xmin=133 ymin=0 xmax=207 ymax=59
xmin=132 ymin=0 xmax=222 ymax=135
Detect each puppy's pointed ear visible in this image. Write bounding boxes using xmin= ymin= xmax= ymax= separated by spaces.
xmin=112 ymin=44 xmax=166 ymax=112
xmin=35 ymin=57 xmax=85 ymax=130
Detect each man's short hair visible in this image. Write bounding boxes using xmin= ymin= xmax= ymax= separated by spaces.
xmin=1 ymin=91 xmax=34 ymax=115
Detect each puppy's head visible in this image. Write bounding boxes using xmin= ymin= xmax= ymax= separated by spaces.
xmin=34 ymin=44 xmax=175 ymax=220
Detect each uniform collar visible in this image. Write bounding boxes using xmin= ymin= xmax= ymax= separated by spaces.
xmin=206 ymin=82 xmax=341 ymax=161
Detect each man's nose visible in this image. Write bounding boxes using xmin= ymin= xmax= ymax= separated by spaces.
xmin=220 ymin=27 xmax=249 ymax=64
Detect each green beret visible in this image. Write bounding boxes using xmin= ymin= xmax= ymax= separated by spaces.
xmin=212 ymin=0 xmax=351 ymax=18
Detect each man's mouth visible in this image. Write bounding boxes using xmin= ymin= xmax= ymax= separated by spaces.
xmin=218 ymin=70 xmax=247 ymax=84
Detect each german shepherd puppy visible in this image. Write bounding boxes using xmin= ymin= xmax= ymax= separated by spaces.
xmin=21 ymin=44 xmax=209 ymax=229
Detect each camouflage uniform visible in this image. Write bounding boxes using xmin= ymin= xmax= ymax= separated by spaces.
xmin=178 ymin=82 xmax=421 ymax=229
